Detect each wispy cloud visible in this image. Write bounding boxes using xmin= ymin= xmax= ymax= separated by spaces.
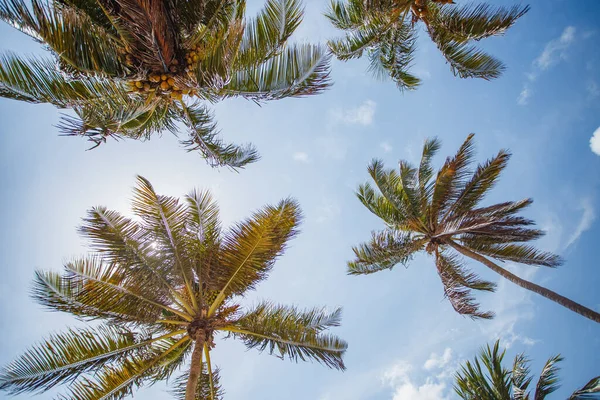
xmin=380 ymin=141 xmax=393 ymax=153
xmin=292 ymin=151 xmax=310 ymax=163
xmin=331 ymin=100 xmax=377 ymax=126
xmin=423 ymin=349 xmax=452 ymax=371
xmin=535 ymin=26 xmax=576 ymax=70
xmin=518 ymin=26 xmax=576 ymax=105
xmin=565 ymin=197 xmax=596 ymax=249
xmin=590 ymin=126 xmax=600 ymax=156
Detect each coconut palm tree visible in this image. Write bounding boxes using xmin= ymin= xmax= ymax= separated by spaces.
xmin=325 ymin=0 xmax=529 ymax=90
xmin=0 ymin=0 xmax=331 ymax=168
xmin=454 ymin=341 xmax=600 ymax=399
xmin=349 ymin=134 xmax=600 ymax=323
xmin=0 ymin=176 xmax=347 ymax=400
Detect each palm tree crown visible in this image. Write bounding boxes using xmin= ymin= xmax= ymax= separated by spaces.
xmin=0 ymin=176 xmax=347 ymax=400
xmin=0 ymin=0 xmax=331 ymax=168
xmin=454 ymin=341 xmax=600 ymax=399
xmin=326 ymin=0 xmax=529 ymax=90
xmin=349 ymin=134 xmax=600 ymax=323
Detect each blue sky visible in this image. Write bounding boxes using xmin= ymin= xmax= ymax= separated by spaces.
xmin=0 ymin=0 xmax=599 ymax=399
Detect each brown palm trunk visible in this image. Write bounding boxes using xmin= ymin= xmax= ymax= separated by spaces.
xmin=185 ymin=334 xmax=205 ymax=400
xmin=448 ymin=240 xmax=600 ymax=323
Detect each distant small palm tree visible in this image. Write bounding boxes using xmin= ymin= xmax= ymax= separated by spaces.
xmin=349 ymin=134 xmax=600 ymax=323
xmin=0 ymin=0 xmax=331 ymax=168
xmin=0 ymin=176 xmax=346 ymax=400
xmin=454 ymin=341 xmax=600 ymax=399
xmin=326 ymin=0 xmax=529 ymax=90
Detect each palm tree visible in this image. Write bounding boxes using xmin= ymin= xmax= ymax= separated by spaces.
xmin=0 ymin=176 xmax=347 ymax=400
xmin=454 ymin=341 xmax=600 ymax=399
xmin=0 ymin=0 xmax=331 ymax=168
xmin=349 ymin=134 xmax=600 ymax=323
xmin=325 ymin=0 xmax=529 ymax=90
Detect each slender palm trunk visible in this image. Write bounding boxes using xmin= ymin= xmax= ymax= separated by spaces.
xmin=185 ymin=334 xmax=205 ymax=400
xmin=448 ymin=240 xmax=600 ymax=323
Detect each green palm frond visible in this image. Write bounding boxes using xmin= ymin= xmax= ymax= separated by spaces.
xmin=327 ymin=13 xmax=389 ymax=61
xmin=208 ymin=198 xmax=301 ymax=315
xmin=325 ymin=0 xmax=370 ymax=30
xmin=454 ymin=341 xmax=511 ymax=400
xmin=237 ymin=0 xmax=303 ymax=65
xmin=0 ymin=325 xmax=183 ymax=395
xmin=348 ymin=230 xmax=424 ymax=274
xmin=175 ymin=101 xmax=260 ymax=168
xmin=570 ymin=377 xmax=600 ymax=399
xmin=60 ymin=336 xmax=189 ymax=400
xmin=534 ymin=355 xmax=563 ymax=399
xmin=367 ymin=21 xmax=420 ymax=90
xmin=226 ymin=302 xmax=347 ymax=370
xmin=356 ymin=182 xmax=408 ymax=226
xmin=418 ymin=137 xmax=442 ymax=205
xmin=461 ymin=243 xmax=562 ymax=267
xmin=435 ymin=251 xmax=495 ymax=319
xmin=225 ymin=43 xmax=332 ymax=101
xmin=432 ymin=3 xmax=530 ymax=42
xmin=0 ymin=53 xmax=126 ymax=106
xmin=512 ymin=353 xmax=533 ymax=400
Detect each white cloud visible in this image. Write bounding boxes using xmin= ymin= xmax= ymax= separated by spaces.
xmin=590 ymin=126 xmax=600 ymax=156
xmin=331 ymin=100 xmax=376 ymax=126
xmin=535 ymin=26 xmax=576 ymax=70
xmin=380 ymin=141 xmax=393 ymax=153
xmin=565 ymin=197 xmax=596 ymax=249
xmin=423 ymin=348 xmax=452 ymax=371
xmin=382 ymin=360 xmax=450 ymax=400
xmin=517 ymin=86 xmax=532 ymax=105
xmin=292 ymin=151 xmax=310 ymax=163
xmin=518 ymin=26 xmax=576 ymax=105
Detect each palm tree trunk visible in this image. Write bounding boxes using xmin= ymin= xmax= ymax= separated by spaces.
xmin=185 ymin=334 xmax=205 ymax=400
xmin=448 ymin=240 xmax=600 ymax=323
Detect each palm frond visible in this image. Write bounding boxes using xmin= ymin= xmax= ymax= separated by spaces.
xmin=512 ymin=353 xmax=533 ymax=400
xmin=569 ymin=376 xmax=600 ymax=399
xmin=366 ymin=20 xmax=420 ymax=90
xmin=208 ymin=198 xmax=301 ymax=315
xmin=432 ymin=3 xmax=530 ymax=42
xmin=435 ymin=250 xmax=495 ymax=319
xmin=33 ymin=256 xmax=191 ymax=323
xmin=454 ymin=341 xmax=510 ymax=399
xmin=225 ymin=43 xmax=332 ymax=101
xmin=59 ymin=336 xmax=189 ymax=400
xmin=0 ymin=325 xmax=182 ymax=394
xmin=327 ymin=13 xmax=389 ymax=61
xmin=462 ymin=243 xmax=562 ymax=268
xmin=325 ymin=0 xmax=367 ymax=30
xmin=226 ymin=302 xmax=346 ymax=370
xmin=175 ymin=101 xmax=260 ymax=168
xmin=348 ymin=230 xmax=424 ymax=275
xmin=418 ymin=137 xmax=441 ymax=204
xmin=169 ymin=363 xmax=224 ymax=400
xmin=237 ymin=0 xmax=303 ymax=65
xmin=356 ymin=182 xmax=407 ymax=226
xmin=534 ymin=355 xmax=563 ymax=400
xmin=428 ymin=27 xmax=504 ymax=80
xmin=0 ymin=53 xmax=126 ymax=106
xmin=131 ymin=176 xmax=198 ymax=310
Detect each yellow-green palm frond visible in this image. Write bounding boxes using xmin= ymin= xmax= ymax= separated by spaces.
xmin=170 ymin=364 xmax=224 ymax=400
xmin=208 ymin=198 xmax=301 ymax=315
xmin=58 ymin=335 xmax=189 ymax=400
xmin=569 ymin=376 xmax=600 ymax=399
xmin=225 ymin=302 xmax=347 ymax=370
xmin=0 ymin=325 xmax=185 ymax=395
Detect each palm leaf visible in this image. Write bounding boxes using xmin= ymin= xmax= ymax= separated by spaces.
xmin=348 ymin=230 xmax=424 ymax=274
xmin=208 ymin=198 xmax=301 ymax=315
xmin=175 ymin=101 xmax=260 ymax=168
xmin=169 ymin=363 xmax=224 ymax=400
xmin=0 ymin=325 xmax=183 ymax=394
xmin=534 ymin=355 xmax=563 ymax=400
xmin=570 ymin=377 xmax=600 ymax=399
xmin=512 ymin=353 xmax=533 ymax=400
xmin=226 ymin=302 xmax=347 ymax=370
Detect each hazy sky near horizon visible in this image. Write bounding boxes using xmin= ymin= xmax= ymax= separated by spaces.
xmin=0 ymin=1 xmax=599 ymax=399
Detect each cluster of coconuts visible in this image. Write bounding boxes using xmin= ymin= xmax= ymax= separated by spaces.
xmin=184 ymin=44 xmax=205 ymax=70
